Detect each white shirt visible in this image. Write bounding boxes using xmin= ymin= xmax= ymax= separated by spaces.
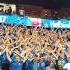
xmin=63 ymin=63 xmax=70 ymax=70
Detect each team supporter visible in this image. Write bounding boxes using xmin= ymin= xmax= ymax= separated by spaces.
xmin=0 ymin=24 xmax=70 ymax=70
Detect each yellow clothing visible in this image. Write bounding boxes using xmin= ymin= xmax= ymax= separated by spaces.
xmin=3 ymin=38 xmax=10 ymax=46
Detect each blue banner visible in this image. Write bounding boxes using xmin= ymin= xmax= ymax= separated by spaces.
xmin=60 ymin=19 xmax=70 ymax=28
xmin=42 ymin=19 xmax=52 ymax=28
xmin=0 ymin=15 xmax=32 ymax=26
xmin=0 ymin=14 xmax=70 ymax=28
xmin=42 ymin=19 xmax=70 ymax=28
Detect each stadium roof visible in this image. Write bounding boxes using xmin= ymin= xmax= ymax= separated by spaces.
xmin=0 ymin=0 xmax=70 ymax=9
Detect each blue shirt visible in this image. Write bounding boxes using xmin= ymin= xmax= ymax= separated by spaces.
xmin=33 ymin=61 xmax=38 ymax=70
xmin=10 ymin=53 xmax=23 ymax=70
xmin=1 ymin=52 xmax=8 ymax=64
xmin=27 ymin=60 xmax=33 ymax=70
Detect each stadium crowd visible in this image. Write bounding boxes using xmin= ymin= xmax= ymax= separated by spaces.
xmin=0 ymin=24 xmax=70 ymax=70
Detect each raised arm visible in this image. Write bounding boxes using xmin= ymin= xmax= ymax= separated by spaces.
xmin=5 ymin=47 xmax=12 ymax=62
